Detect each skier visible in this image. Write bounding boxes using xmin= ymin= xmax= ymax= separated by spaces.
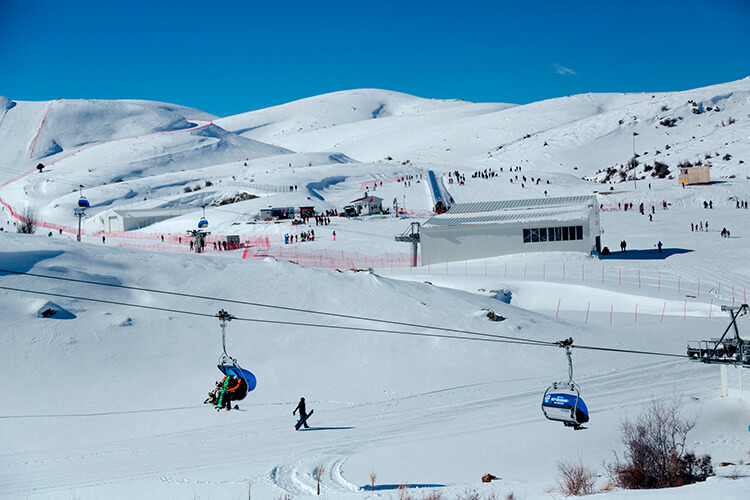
xmin=332 ymin=230 xmax=336 ymax=241
xmin=657 ymin=241 xmax=663 ymax=253
xmin=102 ymin=236 xmax=106 ymax=244
xmin=217 ymin=375 xmax=247 ymax=411
xmin=293 ymin=397 xmax=309 ymax=429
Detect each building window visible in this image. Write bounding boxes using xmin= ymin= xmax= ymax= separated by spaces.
xmin=523 ymin=225 xmax=584 ymax=244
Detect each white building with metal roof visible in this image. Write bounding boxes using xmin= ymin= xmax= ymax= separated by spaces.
xmin=100 ymin=207 xmax=197 ymax=232
xmin=419 ymin=195 xmax=600 ymax=264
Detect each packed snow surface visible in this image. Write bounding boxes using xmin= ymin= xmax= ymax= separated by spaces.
xmin=1 ymin=80 xmax=750 ymax=499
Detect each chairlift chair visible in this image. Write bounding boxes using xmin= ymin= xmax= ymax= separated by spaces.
xmin=542 ymin=381 xmax=589 ymax=428
xmin=541 ymin=338 xmax=589 ymax=429
xmin=78 ymin=196 xmax=90 ymax=208
xmin=215 ymin=309 xmax=256 ymax=401
xmin=198 ymin=217 xmax=209 ymax=229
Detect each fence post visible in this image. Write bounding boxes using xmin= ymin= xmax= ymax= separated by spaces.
xmin=683 ymin=299 xmax=687 ymax=320
xmin=524 ymin=263 xmax=527 ymax=279
xmin=709 ymin=298 xmax=713 ymax=319
xmin=555 ymin=298 xmax=561 ymax=319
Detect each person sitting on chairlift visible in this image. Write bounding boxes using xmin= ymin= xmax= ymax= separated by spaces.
xmin=208 ymin=375 xmax=248 ymax=411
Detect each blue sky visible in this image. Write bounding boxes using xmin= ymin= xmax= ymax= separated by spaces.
xmin=2 ymin=0 xmax=749 ymax=117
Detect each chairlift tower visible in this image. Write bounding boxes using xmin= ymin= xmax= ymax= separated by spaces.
xmin=687 ymin=304 xmax=750 ymax=366
xmin=187 ymin=206 xmax=211 ymax=253
xmin=687 ymin=304 xmax=750 ymax=397
xmin=74 ymin=185 xmax=87 ymax=242
xmin=395 ymin=222 xmax=420 ymax=267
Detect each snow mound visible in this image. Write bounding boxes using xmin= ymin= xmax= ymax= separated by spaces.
xmin=35 ymin=300 xmax=76 ymax=319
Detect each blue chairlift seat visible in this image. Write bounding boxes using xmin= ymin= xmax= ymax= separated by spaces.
xmin=541 ymin=381 xmax=589 ymax=427
xmin=218 ymin=363 xmax=257 ymax=394
xmin=198 ymin=217 xmax=209 ymax=229
xmin=78 ymin=197 xmax=90 ymax=208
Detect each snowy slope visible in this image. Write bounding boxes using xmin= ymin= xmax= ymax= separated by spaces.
xmin=1 ymin=81 xmax=750 ymax=499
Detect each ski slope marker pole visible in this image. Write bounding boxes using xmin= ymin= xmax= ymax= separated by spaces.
xmin=660 ymin=302 xmax=666 ymax=322
xmin=585 ymin=301 xmax=590 ymax=324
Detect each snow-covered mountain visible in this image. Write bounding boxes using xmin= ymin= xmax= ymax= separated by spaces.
xmin=1 ymin=81 xmax=749 ymax=499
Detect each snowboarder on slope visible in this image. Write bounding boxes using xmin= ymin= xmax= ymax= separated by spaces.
xmin=293 ymin=397 xmax=309 ymax=429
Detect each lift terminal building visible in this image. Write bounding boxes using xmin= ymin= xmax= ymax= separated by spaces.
xmin=419 ymin=195 xmax=600 ymax=264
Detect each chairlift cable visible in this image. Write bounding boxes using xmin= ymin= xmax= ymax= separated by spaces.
xmin=0 ymin=268 xmax=557 ymax=347
xmin=0 ymin=284 xmax=554 ymax=348
xmin=0 ymin=277 xmax=693 ymax=359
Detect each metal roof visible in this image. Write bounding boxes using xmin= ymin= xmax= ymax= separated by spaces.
xmin=424 ymin=206 xmax=591 ymax=228
xmin=446 ymin=195 xmax=596 ymax=214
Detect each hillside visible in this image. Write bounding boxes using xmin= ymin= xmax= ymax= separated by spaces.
xmin=0 ymin=82 xmax=750 ymax=499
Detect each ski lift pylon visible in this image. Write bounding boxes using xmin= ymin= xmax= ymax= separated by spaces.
xmin=541 ymin=338 xmax=589 ymax=429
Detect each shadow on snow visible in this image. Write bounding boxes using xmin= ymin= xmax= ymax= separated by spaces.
xmin=600 ymin=248 xmax=693 ymax=260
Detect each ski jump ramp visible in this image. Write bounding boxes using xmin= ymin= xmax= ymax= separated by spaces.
xmin=427 ymin=170 xmax=454 ymax=214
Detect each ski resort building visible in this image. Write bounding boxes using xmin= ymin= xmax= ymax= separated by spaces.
xmin=348 ymin=195 xmax=383 ymax=215
xmin=419 ymin=195 xmax=600 ymax=264
xmin=678 ymin=165 xmax=711 ymax=185
xmin=100 ymin=207 xmax=196 ymax=232
xmin=259 ymin=207 xmax=295 ymax=220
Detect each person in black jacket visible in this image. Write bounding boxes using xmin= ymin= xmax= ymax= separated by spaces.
xmin=217 ymin=375 xmax=248 ymax=411
xmin=293 ymin=397 xmax=309 ymax=429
